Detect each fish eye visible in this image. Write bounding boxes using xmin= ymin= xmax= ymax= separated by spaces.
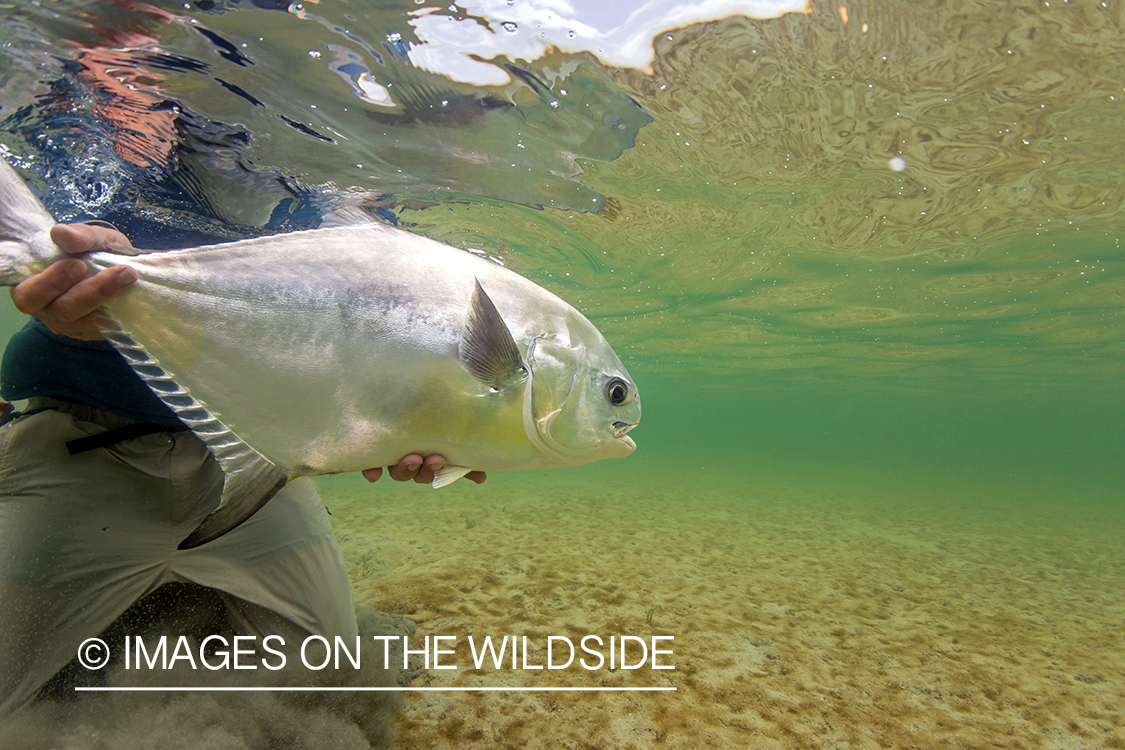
xmin=604 ymin=377 xmax=630 ymax=406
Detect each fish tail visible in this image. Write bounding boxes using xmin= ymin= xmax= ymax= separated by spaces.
xmin=0 ymin=156 xmax=61 ymax=285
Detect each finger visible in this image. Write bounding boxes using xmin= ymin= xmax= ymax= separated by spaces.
xmin=362 ymin=467 xmax=383 ymax=483
xmin=387 ymin=455 xmax=424 ymax=483
xmin=413 ymin=455 xmax=447 ymax=485
xmin=464 ymin=471 xmax=487 ymax=485
xmin=36 ymin=266 xmax=137 ymax=323
xmin=10 ymin=260 xmax=89 ymax=314
xmin=50 ymin=224 xmax=100 ymax=255
xmin=43 ymin=311 xmax=114 ymax=341
xmin=50 ymin=223 xmax=134 ymax=255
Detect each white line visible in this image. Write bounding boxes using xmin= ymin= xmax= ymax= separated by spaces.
xmin=75 ymin=686 xmax=676 ymax=692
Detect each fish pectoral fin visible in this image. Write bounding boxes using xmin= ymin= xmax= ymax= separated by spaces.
xmin=178 ymin=462 xmax=290 ymax=549
xmin=432 ymin=464 xmax=474 ymax=489
xmin=458 ymin=279 xmax=528 ymax=391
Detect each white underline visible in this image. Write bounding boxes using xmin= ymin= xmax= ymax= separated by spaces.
xmin=75 ymin=686 xmax=676 ymax=692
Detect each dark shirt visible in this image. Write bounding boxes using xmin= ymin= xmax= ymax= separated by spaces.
xmin=1 ymin=319 xmax=181 ymax=426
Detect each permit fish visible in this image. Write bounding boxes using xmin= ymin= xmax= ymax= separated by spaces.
xmin=0 ymin=157 xmax=640 ymax=548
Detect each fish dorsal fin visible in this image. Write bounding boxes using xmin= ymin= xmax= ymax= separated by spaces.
xmin=100 ymin=322 xmax=289 ymax=549
xmin=458 ymin=279 xmax=528 ymax=391
xmin=318 ymin=205 xmax=380 ymax=229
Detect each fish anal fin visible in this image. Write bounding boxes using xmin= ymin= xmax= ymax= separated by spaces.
xmin=432 ymin=464 xmax=473 ymax=488
xmin=97 ymin=324 xmax=289 ymax=549
xmin=458 ymin=279 xmax=527 ymax=391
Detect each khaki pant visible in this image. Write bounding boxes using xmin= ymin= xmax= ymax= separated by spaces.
xmin=0 ymin=398 xmax=357 ymax=716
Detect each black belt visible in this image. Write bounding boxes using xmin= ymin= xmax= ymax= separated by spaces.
xmin=66 ymin=422 xmax=191 ymax=455
xmin=1 ymin=404 xmax=190 ymax=455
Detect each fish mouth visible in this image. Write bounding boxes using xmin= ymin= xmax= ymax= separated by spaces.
xmin=612 ymin=421 xmax=637 ymax=439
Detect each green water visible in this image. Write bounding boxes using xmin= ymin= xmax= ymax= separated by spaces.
xmin=400 ymin=2 xmax=1125 ymax=495
xmin=1 ymin=0 xmax=1122 ymax=516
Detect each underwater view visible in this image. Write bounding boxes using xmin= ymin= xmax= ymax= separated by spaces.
xmin=1 ymin=0 xmax=1124 ymax=747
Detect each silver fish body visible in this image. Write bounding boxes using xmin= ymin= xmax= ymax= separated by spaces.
xmin=0 ymin=157 xmax=641 ymax=547
xmin=97 ymin=224 xmax=639 ymax=473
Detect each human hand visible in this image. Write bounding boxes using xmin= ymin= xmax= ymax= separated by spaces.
xmin=363 ymin=455 xmax=487 ymax=485
xmin=9 ymin=223 xmax=138 ymax=341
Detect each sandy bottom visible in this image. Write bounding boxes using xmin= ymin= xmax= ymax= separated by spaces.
xmin=319 ymin=464 xmax=1125 ymax=750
